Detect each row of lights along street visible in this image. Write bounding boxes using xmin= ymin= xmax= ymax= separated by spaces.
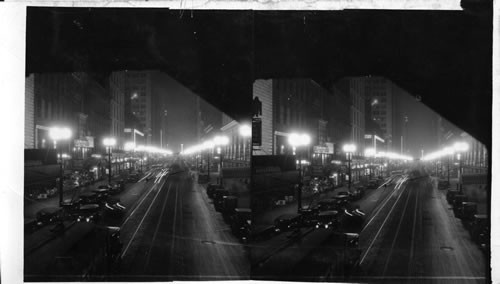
xmin=48 ymin=125 xmax=174 ymax=207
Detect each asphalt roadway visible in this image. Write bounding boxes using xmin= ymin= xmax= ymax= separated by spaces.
xmin=358 ymin=175 xmax=488 ymax=283
xmin=113 ymin=162 xmax=250 ymax=281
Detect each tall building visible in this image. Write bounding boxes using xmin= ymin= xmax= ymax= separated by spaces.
xmin=27 ymin=72 xmax=88 ymax=150
xmin=335 ymin=78 xmax=366 ymax=157
xmin=124 ymin=70 xmax=153 ymax=145
xmin=252 ymin=79 xmax=350 ymax=163
xmin=108 ymin=72 xmax=126 ymax=149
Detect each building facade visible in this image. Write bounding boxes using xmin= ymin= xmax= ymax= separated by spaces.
xmin=124 ymin=70 xmax=153 ymax=145
xmin=335 ymin=77 xmax=366 ymax=158
xmin=220 ymin=113 xmax=251 ymax=168
xmin=108 ymin=72 xmax=126 ymax=149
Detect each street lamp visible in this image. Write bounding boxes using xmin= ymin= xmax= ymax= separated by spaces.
xmin=288 ymin=132 xmax=311 ymax=213
xmin=343 ymin=143 xmax=357 ymax=191
xmin=49 ymin=127 xmax=72 ymax=207
xmin=365 ymin=147 xmax=375 ymax=179
xmin=454 ymin=142 xmax=469 ymax=192
xmin=239 ymin=124 xmax=252 ymax=163
xmin=103 ymin=137 xmax=117 ymax=184
xmin=203 ymin=140 xmax=215 ymax=182
xmin=443 ymin=147 xmax=455 ymax=184
xmin=213 ymin=135 xmax=229 ymax=185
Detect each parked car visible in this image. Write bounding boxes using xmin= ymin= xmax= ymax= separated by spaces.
xmin=109 ymin=182 xmax=125 ymax=195
xmin=206 ymin=183 xmax=224 ymax=199
xmin=230 ymin=208 xmax=252 ymax=243
xmin=219 ymin=195 xmax=238 ymax=214
xmin=315 ymin=197 xmax=348 ymax=212
xmin=470 ymin=214 xmax=488 ymax=251
xmin=299 ymin=206 xmax=320 ymax=227
xmin=314 ymin=210 xmax=340 ymax=229
xmin=452 ymin=195 xmax=468 ymax=212
xmin=274 ymin=214 xmax=302 ymax=232
xmin=35 ymin=207 xmax=63 ymax=226
xmin=79 ymin=192 xmax=104 ymax=205
xmin=446 ymin=189 xmax=460 ymax=204
xmin=75 ymin=204 xmax=101 ymax=223
xmin=456 ymin=202 xmax=477 ymax=220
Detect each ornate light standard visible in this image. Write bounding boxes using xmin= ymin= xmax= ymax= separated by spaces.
xmin=203 ymin=140 xmax=215 ymax=182
xmin=239 ymin=124 xmax=252 ymax=163
xmin=364 ymin=147 xmax=375 ymax=180
xmin=49 ymin=126 xmax=72 ymax=206
xmin=288 ymin=132 xmax=311 ymax=213
xmin=103 ymin=137 xmax=117 ymax=184
xmin=213 ymin=135 xmax=229 ymax=185
xmin=343 ymin=143 xmax=357 ymax=191
xmin=454 ymin=142 xmax=469 ymax=193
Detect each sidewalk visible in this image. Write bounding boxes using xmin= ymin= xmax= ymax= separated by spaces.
xmin=24 ymin=174 xmax=125 ymax=220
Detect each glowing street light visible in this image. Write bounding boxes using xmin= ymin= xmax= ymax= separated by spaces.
xmin=103 ymin=137 xmax=117 ymax=184
xmin=453 ymin=142 xmax=469 ymax=192
xmin=343 ymin=143 xmax=357 ymax=191
xmin=124 ymin=141 xmax=136 ymax=151
xmin=287 ymin=132 xmax=311 ymax=213
xmin=239 ymin=124 xmax=252 ymax=162
xmin=239 ymin=124 xmax=252 ymax=137
xmin=213 ymin=135 xmax=230 ymax=185
xmin=49 ymin=126 xmax=72 ymax=207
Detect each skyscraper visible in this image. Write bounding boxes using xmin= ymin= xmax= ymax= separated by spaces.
xmin=124 ymin=70 xmax=153 ymax=145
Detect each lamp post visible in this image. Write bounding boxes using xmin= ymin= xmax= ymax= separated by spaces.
xmin=213 ymin=135 xmax=229 ymax=185
xmin=454 ymin=142 xmax=469 ymax=193
xmin=49 ymin=127 xmax=72 ymax=207
xmin=203 ymin=140 xmax=215 ymax=182
xmin=103 ymin=137 xmax=117 ymax=184
xmin=239 ymin=124 xmax=252 ymax=163
xmin=365 ymin=148 xmax=375 ymax=180
xmin=288 ymin=132 xmax=311 ymax=213
xmin=343 ymin=144 xmax=356 ymax=191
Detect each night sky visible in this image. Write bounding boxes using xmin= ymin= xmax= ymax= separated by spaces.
xmin=151 ymin=71 xmax=200 ymax=153
xmin=26 ymin=5 xmax=492 ymax=150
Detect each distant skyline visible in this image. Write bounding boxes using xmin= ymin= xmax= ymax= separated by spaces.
xmin=151 ymin=72 xmax=227 ymax=153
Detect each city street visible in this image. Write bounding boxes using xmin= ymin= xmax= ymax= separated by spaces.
xmin=358 ymin=174 xmax=487 ymax=283
xmin=251 ymin=175 xmax=401 ymax=280
xmin=113 ymin=162 xmax=250 ymax=280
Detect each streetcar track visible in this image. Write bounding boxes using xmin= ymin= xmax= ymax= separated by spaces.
xmin=381 ymin=183 xmax=412 ymax=277
xmin=359 ymin=179 xmax=410 ymax=265
xmin=121 ymin=182 xmax=159 ymax=227
xmin=121 ymin=179 xmax=167 ymax=258
xmin=362 ymin=176 xmax=407 ymax=232
xmin=408 ymin=180 xmax=419 ymax=275
xmin=143 ymin=182 xmax=173 ymax=271
xmin=168 ymin=184 xmax=179 ymax=275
